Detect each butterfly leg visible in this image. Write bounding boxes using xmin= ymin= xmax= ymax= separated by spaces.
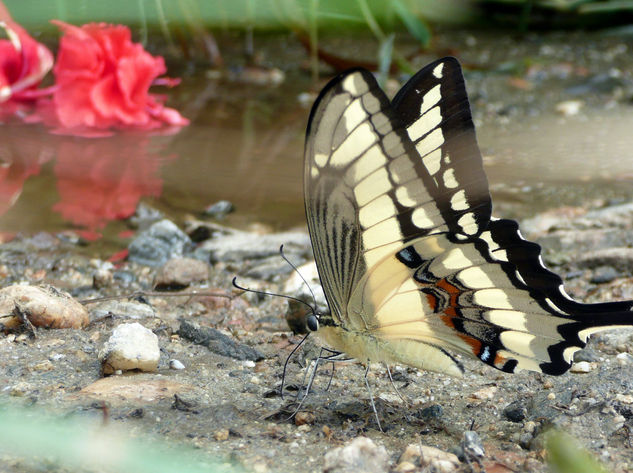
xmin=385 ymin=364 xmax=408 ymax=406
xmin=287 ymin=348 xmax=345 ymax=422
xmin=363 ymin=362 xmax=384 ymax=433
xmin=280 ymin=332 xmax=311 ymax=400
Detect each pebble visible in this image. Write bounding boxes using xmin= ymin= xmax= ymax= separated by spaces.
xmin=99 ymin=323 xmax=160 ymax=374
xmin=294 ymin=411 xmax=315 ymax=426
xmin=153 ymin=257 xmax=210 ymax=289
xmin=616 ymin=352 xmax=633 ymax=365
xmin=178 ymin=320 xmax=264 ymax=362
xmin=198 ymin=230 xmax=310 ymax=263
xmin=90 ymin=300 xmax=156 ymax=320
xmin=471 ymin=386 xmax=497 ymax=400
xmin=398 ymin=444 xmax=459 ymax=473
xmin=93 ymin=268 xmax=114 ymax=288
xmin=169 ymin=359 xmax=185 ymax=370
xmin=555 ymin=100 xmax=583 ymax=116
xmin=0 ymin=284 xmax=89 ymax=329
xmin=323 ymin=437 xmax=389 ymax=473
xmin=128 ymin=219 xmax=194 ymax=267
xmin=204 ymin=200 xmax=235 ymax=219
xmin=503 ymin=400 xmax=528 ymax=422
xmin=590 ymin=265 xmax=619 ymax=284
xmin=570 ymin=361 xmax=595 ymax=373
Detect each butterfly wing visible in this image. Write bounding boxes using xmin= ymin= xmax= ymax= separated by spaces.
xmin=304 ymin=57 xmax=633 ymax=376
xmin=304 ymin=67 xmax=453 ymax=329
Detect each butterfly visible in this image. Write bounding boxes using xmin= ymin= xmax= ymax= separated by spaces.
xmin=303 ymin=57 xmax=633 ymax=378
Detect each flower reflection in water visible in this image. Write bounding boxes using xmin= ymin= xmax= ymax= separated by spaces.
xmin=0 ymin=124 xmax=175 ymax=234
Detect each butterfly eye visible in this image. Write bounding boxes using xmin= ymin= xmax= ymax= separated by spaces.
xmin=306 ymin=314 xmax=319 ymax=332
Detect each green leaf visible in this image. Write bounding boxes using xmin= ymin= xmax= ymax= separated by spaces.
xmin=547 ymin=431 xmax=611 ymax=473
xmin=391 ymin=0 xmax=431 ymax=47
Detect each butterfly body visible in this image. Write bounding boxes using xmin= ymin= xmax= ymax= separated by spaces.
xmin=304 ymin=57 xmax=633 ymax=377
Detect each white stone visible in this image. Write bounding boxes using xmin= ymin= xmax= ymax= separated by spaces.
xmin=169 ymin=359 xmax=185 ymax=370
xmin=99 ymin=323 xmax=160 ymax=374
xmin=570 ymin=361 xmax=594 ymax=373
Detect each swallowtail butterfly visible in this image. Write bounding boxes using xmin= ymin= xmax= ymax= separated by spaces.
xmin=304 ymin=57 xmax=633 ymax=377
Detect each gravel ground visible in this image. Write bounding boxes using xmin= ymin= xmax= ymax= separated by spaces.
xmin=2 ymin=200 xmax=633 ymax=473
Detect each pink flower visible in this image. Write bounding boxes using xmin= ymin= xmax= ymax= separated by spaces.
xmin=49 ymin=21 xmax=188 ymax=134
xmin=0 ymin=17 xmax=54 ymax=120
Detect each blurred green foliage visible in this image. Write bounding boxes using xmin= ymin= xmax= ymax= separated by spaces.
xmin=0 ymin=406 xmax=243 ymax=473
xmin=547 ymin=431 xmax=611 ymax=473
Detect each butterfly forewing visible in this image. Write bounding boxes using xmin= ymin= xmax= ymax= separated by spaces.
xmin=392 ymin=57 xmax=491 ymax=238
xmin=305 ymin=69 xmax=452 ymax=327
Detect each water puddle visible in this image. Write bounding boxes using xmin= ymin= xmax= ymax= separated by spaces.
xmin=2 ymin=32 xmax=633 ymax=245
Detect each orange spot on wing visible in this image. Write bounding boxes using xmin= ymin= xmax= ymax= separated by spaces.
xmin=458 ymin=333 xmax=482 ymax=356
xmin=493 ymin=352 xmax=506 ymax=367
xmin=425 ymin=292 xmax=437 ymax=311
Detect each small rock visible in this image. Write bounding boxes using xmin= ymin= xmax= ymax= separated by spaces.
xmin=418 ymin=404 xmax=443 ymax=419
xmin=199 ymin=230 xmax=310 ymax=263
xmin=169 ymin=359 xmax=185 ymax=370
xmin=577 ymin=248 xmax=633 ymax=273
xmin=204 ymin=200 xmax=235 ymax=219
xmin=503 ymin=401 xmax=527 ymax=422
xmin=616 ymin=352 xmax=633 ymax=365
xmin=324 ymin=437 xmax=389 ymax=473
xmin=90 ymin=300 xmax=156 ymax=320
xmin=570 ymin=361 xmax=595 ymax=373
xmin=153 ymin=257 xmax=210 ymax=289
xmin=460 ymin=431 xmax=485 ymax=463
xmin=555 ymin=100 xmax=583 ymax=116
xmin=398 ymin=444 xmax=459 ymax=472
xmin=573 ymin=348 xmax=600 ymax=362
xmin=214 ymin=428 xmax=230 ymax=441
xmin=128 ymin=219 xmax=193 ymax=267
xmin=178 ymin=320 xmax=264 ymax=362
xmin=99 ymin=323 xmax=160 ymax=374
xmin=615 ymin=393 xmax=633 ymax=404
xmin=471 ymin=386 xmax=497 ymax=400
xmin=0 ymin=284 xmax=89 ymax=329
xmin=294 ymin=411 xmax=315 ymax=426
xmin=93 ymin=268 xmax=114 ymax=288
xmin=295 ymin=411 xmax=316 ymax=425
xmin=590 ymin=266 xmax=619 ymax=284
xmin=129 ymin=203 xmax=165 ymax=231
xmin=79 ymin=378 xmax=190 ymax=404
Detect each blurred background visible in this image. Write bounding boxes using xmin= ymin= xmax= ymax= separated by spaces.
xmin=2 ymin=0 xmax=633 ymax=253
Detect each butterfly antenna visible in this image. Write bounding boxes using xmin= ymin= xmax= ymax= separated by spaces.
xmin=232 ymin=277 xmax=316 ymax=314
xmin=280 ymin=331 xmax=311 ymax=400
xmin=279 ymin=245 xmax=318 ymax=314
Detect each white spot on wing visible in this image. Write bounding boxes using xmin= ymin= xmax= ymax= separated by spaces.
xmin=346 ymin=144 xmax=388 ymax=184
xmin=458 ymin=266 xmax=495 ymax=288
xmin=433 ymin=63 xmax=444 ymax=79
xmin=354 ymin=167 xmax=391 ymax=206
xmin=331 ymin=122 xmax=377 ymax=167
xmin=486 ymin=309 xmax=528 ymax=331
xmin=450 ymin=190 xmax=468 ymax=211
xmin=473 ymin=288 xmax=513 ymax=310
xmin=415 ymin=128 xmax=444 ymax=157
xmin=411 ymin=206 xmax=437 ymax=229
xmin=362 ymin=217 xmax=402 ymax=250
xmin=419 ymin=84 xmax=441 ymax=116
xmin=314 ymin=153 xmax=328 ymax=168
xmin=457 ymin=213 xmax=478 ymax=235
xmin=407 ymin=105 xmax=442 ymax=142
xmin=359 ymin=194 xmax=396 ymax=229
xmin=442 ymin=168 xmax=458 ymax=188
xmin=422 ymin=148 xmax=442 ymax=175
